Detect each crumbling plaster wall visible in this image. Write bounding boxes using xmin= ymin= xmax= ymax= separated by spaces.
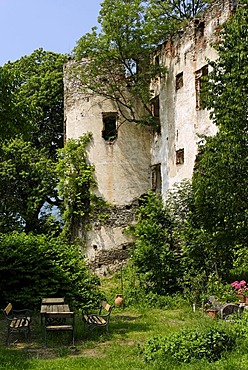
xmin=151 ymin=0 xmax=233 ymax=195
xmin=64 ymin=0 xmax=233 ymax=275
xmin=64 ymin=72 xmax=152 ymax=275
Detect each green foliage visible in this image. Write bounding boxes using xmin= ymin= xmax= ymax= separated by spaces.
xmin=0 ymin=49 xmax=67 ymax=157
xmin=0 ymin=49 xmax=66 ymax=235
xmin=56 ymin=134 xmax=96 ymax=241
xmin=0 ymin=232 xmax=101 ymax=309
xmin=143 ymin=325 xmax=236 ymax=364
xmin=190 ymin=2 xmax=248 ymax=279
xmin=72 ymin=0 xmax=207 ymax=127
xmin=130 ymin=191 xmax=182 ymax=295
xmin=0 ymin=137 xmax=60 ymax=234
xmin=206 ymin=1 xmax=248 ymax=133
xmin=146 ymin=0 xmax=211 ymax=45
xmin=72 ymin=0 xmax=159 ymax=126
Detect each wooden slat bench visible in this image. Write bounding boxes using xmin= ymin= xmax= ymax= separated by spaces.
xmin=82 ymin=300 xmax=113 ymax=333
xmin=44 ymin=312 xmax=75 ymax=347
xmin=1 ymin=303 xmax=32 ymax=345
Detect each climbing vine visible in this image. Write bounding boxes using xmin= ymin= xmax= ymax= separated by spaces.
xmin=56 ymin=133 xmax=96 ymax=242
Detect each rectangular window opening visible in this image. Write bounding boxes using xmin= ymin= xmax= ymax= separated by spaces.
xmin=195 ymin=65 xmax=208 ymax=110
xmin=176 ymin=72 xmax=183 ymax=90
xmin=150 ymin=96 xmax=161 ymax=133
xmin=176 ymin=148 xmax=184 ymax=165
xmin=151 ymin=164 xmax=162 ymax=193
xmin=102 ymin=112 xmax=118 ymax=142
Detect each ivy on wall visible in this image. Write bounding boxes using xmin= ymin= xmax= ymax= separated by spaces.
xmin=56 ymin=133 xmax=96 ymax=242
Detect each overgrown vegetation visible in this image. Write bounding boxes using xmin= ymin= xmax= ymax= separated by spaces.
xmin=0 ymin=232 xmax=101 ymax=310
xmin=143 ymin=326 xmax=235 ymax=363
xmin=56 ymin=134 xmax=96 ymax=241
xmin=129 ymin=1 xmax=248 ymax=303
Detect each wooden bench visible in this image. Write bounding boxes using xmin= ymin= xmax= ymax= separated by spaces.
xmin=44 ymin=312 xmax=75 ymax=347
xmin=1 ymin=303 xmax=32 ymax=345
xmin=82 ymin=300 xmax=113 ymax=333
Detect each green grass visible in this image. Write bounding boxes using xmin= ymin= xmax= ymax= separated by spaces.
xmin=1 ymin=303 xmax=248 ymax=369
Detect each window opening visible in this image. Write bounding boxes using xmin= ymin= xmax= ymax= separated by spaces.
xmin=195 ymin=19 xmax=205 ymax=37
xmin=150 ymin=96 xmax=161 ymax=133
xmin=102 ymin=112 xmax=118 ymax=142
xmin=176 ymin=149 xmax=184 ymax=165
xmin=176 ymin=72 xmax=183 ymax=90
xmin=154 ymin=55 xmax=160 ymax=66
xmin=195 ymin=65 xmax=208 ymax=110
xmin=151 ymin=164 xmax=162 ymax=193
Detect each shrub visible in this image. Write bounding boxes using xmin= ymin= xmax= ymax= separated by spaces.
xmin=0 ymin=232 xmax=102 ymax=309
xmin=143 ymin=325 xmax=236 ymax=364
xmin=130 ymin=191 xmax=182 ymax=295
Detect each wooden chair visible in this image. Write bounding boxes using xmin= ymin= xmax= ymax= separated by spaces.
xmin=44 ymin=312 xmax=75 ymax=347
xmin=1 ymin=303 xmax=32 ymax=345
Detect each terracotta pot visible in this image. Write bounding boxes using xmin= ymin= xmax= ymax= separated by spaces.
xmin=245 ymin=296 xmax=248 ymax=305
xmin=115 ymin=294 xmax=124 ymax=307
xmin=206 ymin=309 xmax=218 ymax=318
xmin=238 ymin=294 xmax=245 ymax=303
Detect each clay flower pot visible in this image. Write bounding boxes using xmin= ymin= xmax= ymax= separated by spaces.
xmin=237 ymin=294 xmax=245 ymax=303
xmin=115 ymin=294 xmax=124 ymax=307
xmin=206 ymin=308 xmax=219 ymax=318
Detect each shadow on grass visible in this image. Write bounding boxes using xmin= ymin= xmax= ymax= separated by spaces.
xmin=0 ymin=310 xmax=149 ymax=363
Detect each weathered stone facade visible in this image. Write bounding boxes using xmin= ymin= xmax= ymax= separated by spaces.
xmin=64 ymin=0 xmax=233 ymax=275
xmin=64 ymin=68 xmax=152 ymax=275
xmin=150 ymin=0 xmax=233 ymax=195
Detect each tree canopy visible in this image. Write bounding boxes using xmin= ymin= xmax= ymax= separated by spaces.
xmin=0 ymin=138 xmax=60 ymax=234
xmin=0 ymin=49 xmax=67 ymax=158
xmin=72 ymin=0 xmax=209 ymax=127
xmin=0 ymin=49 xmax=67 ymax=234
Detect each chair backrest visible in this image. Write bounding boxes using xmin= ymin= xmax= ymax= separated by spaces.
xmin=4 ymin=303 xmax=12 ymax=316
xmin=101 ymin=301 xmax=112 ymax=313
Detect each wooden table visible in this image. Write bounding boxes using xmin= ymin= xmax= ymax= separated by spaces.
xmin=40 ymin=299 xmax=68 ymax=324
xmin=40 ymin=300 xmax=75 ymax=346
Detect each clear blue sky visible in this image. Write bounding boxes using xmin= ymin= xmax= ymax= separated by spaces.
xmin=0 ymin=0 xmax=102 ymax=66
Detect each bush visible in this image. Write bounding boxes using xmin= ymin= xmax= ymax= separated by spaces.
xmin=0 ymin=232 xmax=102 ymax=309
xmin=130 ymin=191 xmax=182 ymax=295
xmin=143 ymin=325 xmax=236 ymax=364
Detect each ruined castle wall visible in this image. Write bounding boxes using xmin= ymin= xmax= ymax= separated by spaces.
xmin=64 ymin=71 xmax=152 ymax=275
xmin=151 ymin=0 xmax=233 ymax=194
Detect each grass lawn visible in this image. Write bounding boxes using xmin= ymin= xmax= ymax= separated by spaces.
xmin=1 ymin=302 xmax=248 ymax=370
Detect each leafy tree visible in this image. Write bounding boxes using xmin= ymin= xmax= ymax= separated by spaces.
xmin=190 ymin=1 xmax=248 ymax=278
xmin=0 ymin=138 xmax=60 ymax=234
xmin=72 ymin=0 xmax=158 ymax=127
xmin=0 ymin=232 xmax=101 ymax=309
xmin=57 ymin=134 xmax=96 ymax=241
xmin=0 ymin=49 xmax=67 ymax=158
xmin=0 ymin=49 xmax=67 ymax=234
xmin=145 ymin=0 xmax=211 ymax=45
xmin=72 ymin=0 xmax=208 ymax=127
